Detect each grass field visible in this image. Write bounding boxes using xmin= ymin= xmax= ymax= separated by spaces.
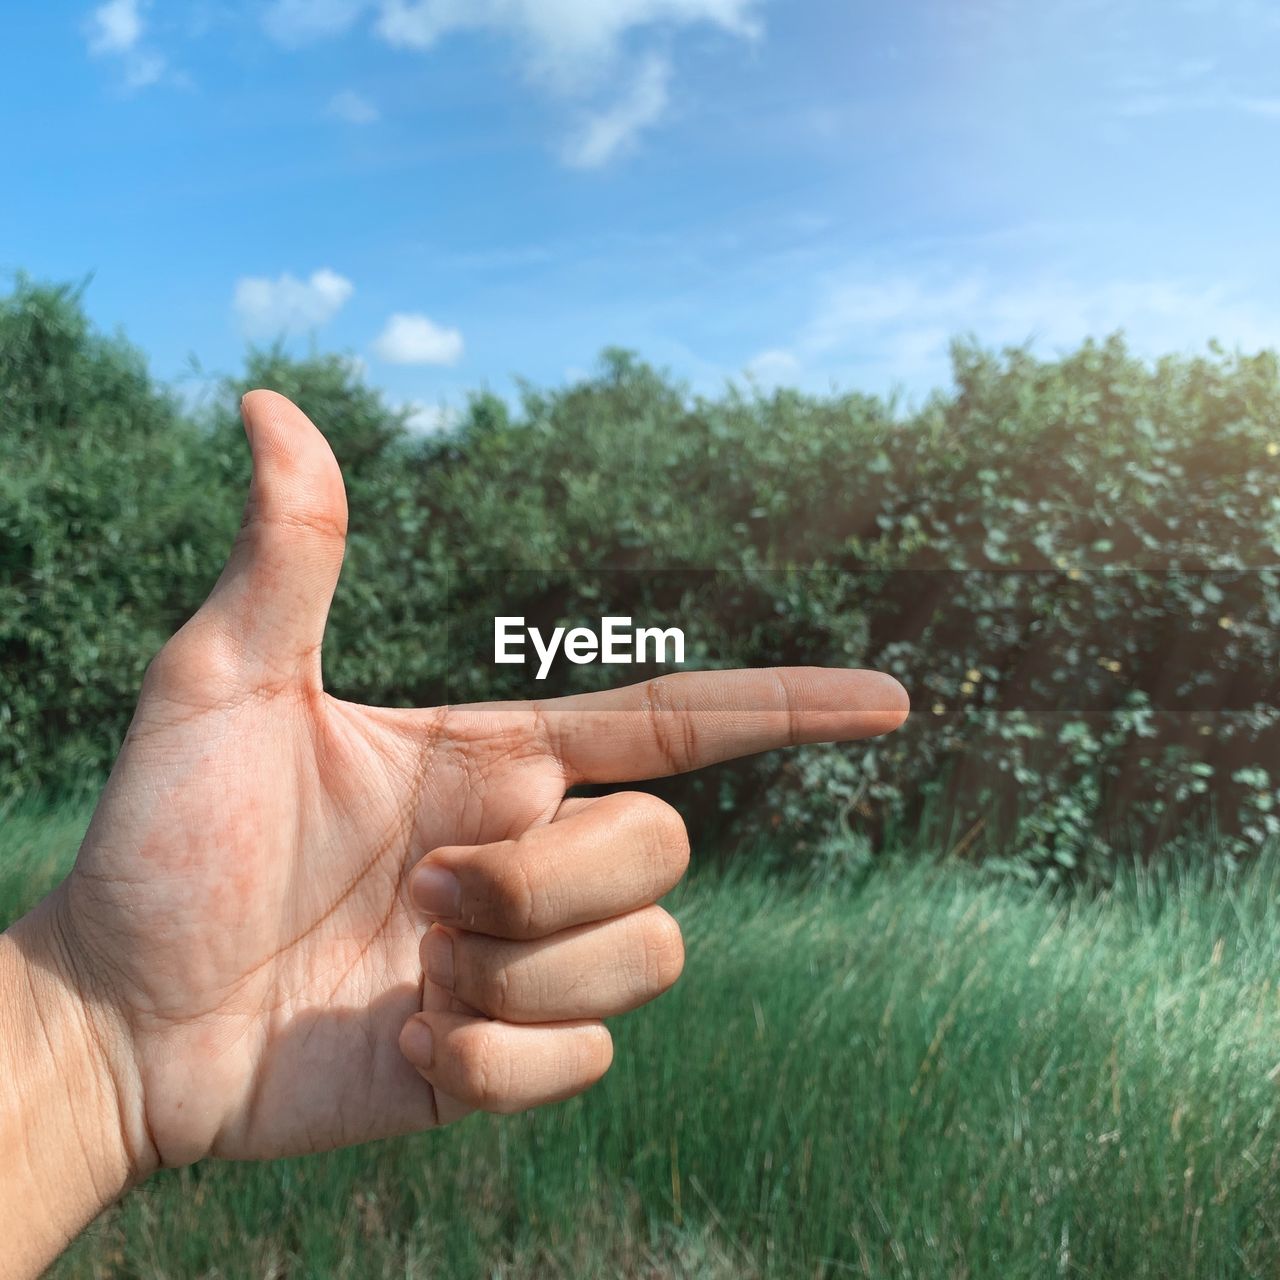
xmin=4 ymin=799 xmax=1280 ymax=1279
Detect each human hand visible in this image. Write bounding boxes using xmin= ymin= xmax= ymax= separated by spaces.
xmin=1 ymin=391 xmax=907 ymax=1270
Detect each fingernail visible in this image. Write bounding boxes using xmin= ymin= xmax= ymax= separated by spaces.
xmin=411 ymin=864 xmax=461 ymax=918
xmin=401 ymin=1018 xmax=433 ymax=1067
xmin=424 ymin=927 xmax=455 ymax=990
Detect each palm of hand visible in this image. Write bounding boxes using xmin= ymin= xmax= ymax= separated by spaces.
xmin=71 ymin=671 xmax=564 ymax=1166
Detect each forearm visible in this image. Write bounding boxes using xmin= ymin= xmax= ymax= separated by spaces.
xmin=0 ymin=893 xmax=150 ymax=1279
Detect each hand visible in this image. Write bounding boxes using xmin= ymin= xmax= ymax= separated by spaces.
xmin=1 ymin=392 xmax=907 ymax=1270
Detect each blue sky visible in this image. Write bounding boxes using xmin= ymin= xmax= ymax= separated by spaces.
xmin=4 ymin=0 xmax=1280 ymax=424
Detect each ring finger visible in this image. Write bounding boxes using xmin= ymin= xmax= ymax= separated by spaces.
xmin=421 ymin=904 xmax=685 ymax=1023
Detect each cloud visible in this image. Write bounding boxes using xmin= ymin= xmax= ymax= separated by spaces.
xmin=1112 ymin=79 xmax=1280 ymax=121
xmin=745 ymin=347 xmax=802 ymax=384
xmin=778 ymin=266 xmax=1280 ymax=399
xmin=400 ymin=400 xmax=460 ymax=434
xmin=121 ymin=51 xmax=169 ymax=89
xmin=373 ymin=0 xmax=761 ymax=87
xmin=84 ymin=0 xmax=176 ymax=90
xmin=373 ymin=313 xmax=465 ymax=365
xmin=233 ymin=268 xmax=355 ymax=337
xmin=263 ymin=0 xmax=368 ymax=45
xmin=1235 ymin=95 xmax=1280 ymax=118
xmin=562 ymin=55 xmax=670 ymax=168
xmin=263 ymin=0 xmax=760 ymax=163
xmin=86 ymin=0 xmax=144 ymax=53
xmin=328 ymin=89 xmax=380 ymax=123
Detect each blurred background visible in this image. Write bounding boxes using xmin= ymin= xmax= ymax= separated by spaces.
xmin=4 ymin=2 xmax=1280 ymax=1276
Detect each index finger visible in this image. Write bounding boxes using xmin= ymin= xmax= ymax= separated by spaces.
xmin=535 ymin=667 xmax=909 ymax=785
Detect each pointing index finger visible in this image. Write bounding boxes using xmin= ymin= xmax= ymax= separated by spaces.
xmin=536 ymin=667 xmax=909 ymax=785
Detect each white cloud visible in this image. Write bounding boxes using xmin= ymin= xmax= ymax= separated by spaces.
xmin=400 ymin=400 xmax=460 ymax=434
xmin=262 ymin=0 xmax=760 ymax=163
xmin=86 ymin=0 xmax=143 ymax=54
xmin=233 ymin=268 xmax=355 ymax=337
xmin=745 ymin=347 xmax=801 ymax=384
xmin=263 ymin=0 xmax=368 ymax=45
xmin=562 ymin=54 xmax=670 ymax=167
xmin=780 ymin=266 xmax=1280 ymax=400
xmin=373 ymin=313 xmax=465 ymax=365
xmin=84 ymin=0 xmax=176 ymax=90
xmin=1113 ymin=83 xmax=1280 ymax=121
xmin=374 ymin=0 xmax=760 ymax=87
xmin=122 ymin=50 xmax=168 ymax=89
xmin=1235 ymin=95 xmax=1280 ymax=118
xmin=328 ymin=89 xmax=380 ymax=124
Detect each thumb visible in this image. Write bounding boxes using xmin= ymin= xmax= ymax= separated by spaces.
xmin=201 ymin=389 xmax=348 ymax=690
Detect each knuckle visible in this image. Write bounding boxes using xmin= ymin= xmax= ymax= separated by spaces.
xmin=619 ymin=792 xmax=691 ymax=883
xmin=640 ymin=909 xmax=686 ymax=992
xmin=262 ymin=504 xmax=349 ymax=545
xmin=462 ymin=841 xmax=551 ymax=938
xmin=582 ymin=1025 xmax=615 ymax=1084
xmin=492 ymin=853 xmax=547 ymax=938
xmin=140 ymin=621 xmax=238 ymax=704
xmin=662 ymin=817 xmax=692 ymax=881
xmin=642 ymin=680 xmax=695 ymax=774
xmin=140 ymin=645 xmax=182 ymax=699
xmin=490 ymin=1092 xmax=531 ymax=1116
xmin=486 ymin=962 xmax=516 ymax=1021
xmin=451 ymin=1026 xmax=508 ymax=1111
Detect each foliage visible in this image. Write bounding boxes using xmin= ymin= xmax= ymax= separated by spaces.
xmin=4 ymin=282 xmax=1280 ymax=875
xmin=0 ymin=279 xmax=236 ymax=785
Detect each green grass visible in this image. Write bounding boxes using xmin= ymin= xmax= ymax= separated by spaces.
xmin=5 ymin=799 xmax=1280 ymax=1278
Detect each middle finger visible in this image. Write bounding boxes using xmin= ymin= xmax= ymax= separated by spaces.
xmin=409 ymin=790 xmax=690 ymax=939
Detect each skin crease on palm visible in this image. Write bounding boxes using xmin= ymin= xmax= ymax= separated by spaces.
xmin=13 ymin=390 xmax=910 ymax=1199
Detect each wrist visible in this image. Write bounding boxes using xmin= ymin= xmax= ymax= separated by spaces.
xmin=0 ymin=888 xmax=157 ymax=1277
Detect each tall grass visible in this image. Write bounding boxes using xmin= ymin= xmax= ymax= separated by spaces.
xmin=4 ymin=801 xmax=1280 ymax=1278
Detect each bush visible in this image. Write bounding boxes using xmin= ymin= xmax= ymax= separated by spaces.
xmin=405 ymin=340 xmax=1280 ymax=878
xmin=0 ymin=279 xmax=237 ymax=787
xmin=3 ymin=283 xmax=1278 ymax=878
